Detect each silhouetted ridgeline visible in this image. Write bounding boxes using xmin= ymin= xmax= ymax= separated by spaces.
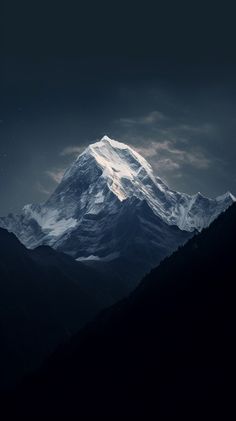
xmin=8 ymin=203 xmax=236 ymax=418
xmin=0 ymin=228 xmax=118 ymax=390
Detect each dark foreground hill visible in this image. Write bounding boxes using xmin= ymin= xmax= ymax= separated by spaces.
xmin=0 ymin=228 xmax=118 ymax=390
xmin=9 ymin=203 xmax=236 ymax=419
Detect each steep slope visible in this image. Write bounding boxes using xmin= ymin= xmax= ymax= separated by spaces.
xmin=0 ymin=137 xmax=234 ymax=275
xmin=0 ymin=228 xmax=116 ymax=390
xmin=14 ymin=203 xmax=236 ymax=419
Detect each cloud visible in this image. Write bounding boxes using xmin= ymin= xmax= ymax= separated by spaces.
xmin=176 ymin=123 xmax=213 ymax=134
xmin=45 ymin=168 xmax=65 ymax=183
xmin=119 ymin=110 xmax=166 ymax=127
xmin=37 ymin=167 xmax=66 ymax=196
xmin=36 ymin=182 xmax=51 ymax=195
xmin=140 ymin=111 xmax=167 ymax=124
xmin=135 ymin=141 xmax=173 ymax=158
xmin=119 ymin=110 xmax=214 ymax=138
xmin=60 ymin=146 xmax=85 ymax=157
xmin=118 ymin=109 xmax=215 ymax=175
xmin=135 ymin=140 xmax=212 ymax=172
xmin=155 ymin=158 xmax=181 ymax=171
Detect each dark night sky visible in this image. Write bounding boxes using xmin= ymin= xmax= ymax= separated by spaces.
xmin=1 ymin=1 xmax=236 ymax=215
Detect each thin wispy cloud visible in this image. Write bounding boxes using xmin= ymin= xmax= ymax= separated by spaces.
xmin=60 ymin=146 xmax=85 ymax=157
xmin=42 ymin=146 xmax=86 ymax=189
xmin=37 ymin=168 xmax=67 ymax=196
xmin=36 ymin=181 xmax=51 ymax=195
xmin=119 ymin=110 xmax=214 ymax=135
xmin=119 ymin=110 xmax=166 ymax=127
xmin=45 ymin=168 xmax=65 ymax=183
xmin=156 ymin=158 xmax=181 ymax=171
xmin=135 ymin=141 xmax=211 ymax=172
xmin=118 ymin=110 xmax=215 ymax=177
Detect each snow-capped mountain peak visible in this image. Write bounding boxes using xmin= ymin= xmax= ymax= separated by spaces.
xmin=0 ymin=136 xmax=235 ymax=264
xmin=62 ymin=135 xmax=155 ymax=202
xmin=216 ymin=191 xmax=236 ymax=202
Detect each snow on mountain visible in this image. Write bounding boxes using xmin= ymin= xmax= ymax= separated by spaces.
xmin=0 ymin=136 xmax=235 ymax=269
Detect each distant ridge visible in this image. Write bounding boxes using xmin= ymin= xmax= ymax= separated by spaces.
xmin=0 ymin=136 xmax=234 ymax=284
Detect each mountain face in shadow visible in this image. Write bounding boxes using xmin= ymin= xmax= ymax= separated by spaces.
xmin=12 ymin=203 xmax=236 ymax=418
xmin=0 ymin=228 xmax=119 ymax=390
xmin=82 ymin=197 xmax=193 ymax=287
xmin=1 ymin=136 xmax=234 ymax=288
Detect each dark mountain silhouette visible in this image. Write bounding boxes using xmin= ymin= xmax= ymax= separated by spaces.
xmin=0 ymin=228 xmax=121 ymax=390
xmin=10 ymin=203 xmax=236 ymax=419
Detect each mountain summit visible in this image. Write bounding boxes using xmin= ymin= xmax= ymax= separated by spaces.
xmin=51 ymin=135 xmax=235 ymax=231
xmin=0 ymin=136 xmax=234 ymax=283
